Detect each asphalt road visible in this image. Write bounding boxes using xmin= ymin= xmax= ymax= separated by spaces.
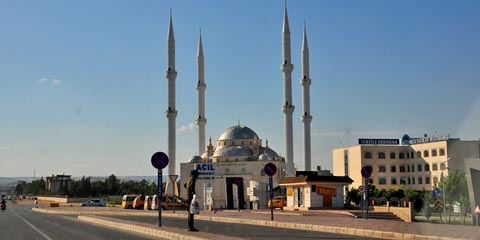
xmin=113 ymin=215 xmax=376 ymax=240
xmin=0 ymin=201 xmax=160 ymax=240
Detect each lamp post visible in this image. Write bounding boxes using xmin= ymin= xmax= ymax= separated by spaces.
xmin=442 ymin=157 xmax=452 ymax=224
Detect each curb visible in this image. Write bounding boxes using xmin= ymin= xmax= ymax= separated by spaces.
xmin=32 ymin=208 xmax=472 ymax=240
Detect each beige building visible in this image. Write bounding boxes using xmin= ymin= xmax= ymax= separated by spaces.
xmin=333 ymin=135 xmax=480 ymax=190
xmin=180 ymin=125 xmax=286 ymax=210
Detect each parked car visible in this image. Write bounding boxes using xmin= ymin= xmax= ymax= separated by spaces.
xmin=268 ymin=196 xmax=287 ymax=209
xmin=122 ymin=195 xmax=137 ymax=209
xmin=80 ymin=199 xmax=106 ymax=207
xmin=151 ymin=195 xmax=188 ymax=210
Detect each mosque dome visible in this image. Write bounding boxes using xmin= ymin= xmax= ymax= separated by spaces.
xmin=213 ymin=146 xmax=253 ymax=157
xmin=259 ymin=147 xmax=279 ymax=157
xmin=401 ymin=134 xmax=411 ymax=145
xmin=188 ymin=155 xmax=202 ymax=163
xmin=258 ymin=153 xmax=272 ymax=161
xmin=218 ymin=125 xmax=259 ymax=140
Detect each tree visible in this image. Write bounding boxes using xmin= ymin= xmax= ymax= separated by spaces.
xmin=345 ymin=187 xmax=361 ymax=207
xmin=439 ymin=171 xmax=468 ymax=223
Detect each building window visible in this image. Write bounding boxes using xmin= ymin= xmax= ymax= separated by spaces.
xmin=408 ymin=178 xmax=411 ymax=184
xmin=412 ymin=177 xmax=415 ymax=184
xmin=400 ymin=178 xmax=406 ymax=185
xmin=418 ymin=177 xmax=423 ymax=184
xmin=378 ymin=166 xmax=386 ymax=172
xmin=391 ymin=177 xmax=397 ymax=185
xmin=390 ymin=152 xmax=396 ymax=159
xmin=400 ymin=166 xmax=406 ymax=172
xmin=344 ymin=150 xmax=349 ymax=176
xmin=425 ymin=176 xmax=431 ymax=184
xmin=425 ymin=164 xmax=430 ymax=171
xmin=439 ymin=148 xmax=445 ymax=156
xmin=432 ymin=149 xmax=438 ymax=157
xmin=406 ymin=152 xmax=410 ymax=159
xmin=432 ymin=163 xmax=438 ymax=171
xmin=379 ymin=177 xmax=387 ymax=185
xmin=390 ymin=165 xmax=397 ymax=172
xmin=440 ymin=162 xmax=446 ymax=170
xmin=399 ymin=152 xmax=405 ymax=159
xmin=433 ymin=176 xmax=438 ymax=184
xmin=407 ymin=166 xmax=411 ymax=172
xmin=411 ymin=165 xmax=415 ymax=172
xmin=378 ymin=152 xmax=386 ymax=159
xmin=417 ymin=151 xmax=421 ymax=158
xmin=410 ymin=152 xmax=415 ymax=159
xmin=364 ymin=152 xmax=372 ymax=159
xmin=417 ymin=164 xmax=423 ymax=172
xmin=424 ymin=150 xmax=429 ymax=157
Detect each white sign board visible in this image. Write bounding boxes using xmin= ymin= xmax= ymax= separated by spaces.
xmin=206 ymin=187 xmax=213 ymax=205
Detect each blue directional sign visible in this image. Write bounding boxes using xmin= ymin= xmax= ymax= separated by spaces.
xmin=151 ymin=152 xmax=169 ymax=170
xmin=433 ymin=188 xmax=443 ymax=198
xmin=264 ymin=163 xmax=277 ymax=176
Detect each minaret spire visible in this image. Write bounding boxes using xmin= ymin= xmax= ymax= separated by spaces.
xmin=166 ymin=10 xmax=178 ymax=176
xmin=301 ymin=22 xmax=313 ymax=171
xmin=196 ymin=30 xmax=207 ymax=156
xmin=281 ymin=1 xmax=295 ymax=176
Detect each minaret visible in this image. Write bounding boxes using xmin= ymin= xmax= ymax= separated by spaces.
xmin=301 ymin=22 xmax=313 ymax=171
xmin=165 ymin=12 xmax=178 ymax=176
xmin=281 ymin=2 xmax=295 ymax=176
xmin=196 ymin=31 xmax=207 ymax=156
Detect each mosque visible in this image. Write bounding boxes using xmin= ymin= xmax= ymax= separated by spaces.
xmin=162 ymin=3 xmax=351 ymax=210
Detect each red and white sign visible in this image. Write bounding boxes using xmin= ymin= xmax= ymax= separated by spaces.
xmin=169 ymin=175 xmax=178 ymax=183
xmin=475 ymin=205 xmax=480 ymax=214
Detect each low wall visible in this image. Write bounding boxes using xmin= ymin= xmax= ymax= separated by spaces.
xmin=373 ymin=202 xmax=414 ymax=222
xmin=37 ymin=196 xmax=122 ymax=204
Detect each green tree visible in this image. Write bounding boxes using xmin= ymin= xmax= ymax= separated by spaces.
xmin=439 ymin=171 xmax=468 ymax=223
xmin=345 ymin=187 xmax=361 ymax=207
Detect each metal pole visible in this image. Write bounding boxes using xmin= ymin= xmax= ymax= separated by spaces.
xmin=158 ymin=169 xmax=162 ymax=227
xmin=442 ymin=172 xmax=446 ymax=224
xmin=270 ymin=176 xmax=274 ymax=221
xmin=365 ymin=178 xmax=369 ymax=219
xmin=172 ymin=178 xmax=175 ymax=214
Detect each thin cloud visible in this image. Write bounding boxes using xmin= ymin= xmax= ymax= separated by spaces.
xmin=52 ymin=78 xmax=62 ymax=85
xmin=177 ymin=122 xmax=197 ymax=133
xmin=35 ymin=77 xmax=49 ymax=83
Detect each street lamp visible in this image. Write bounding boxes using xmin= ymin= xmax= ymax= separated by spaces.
xmin=442 ymin=157 xmax=452 ymax=224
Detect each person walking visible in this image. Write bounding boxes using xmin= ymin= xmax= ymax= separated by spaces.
xmin=185 ymin=169 xmax=199 ymax=231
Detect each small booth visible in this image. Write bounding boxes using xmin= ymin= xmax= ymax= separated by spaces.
xmin=279 ymin=171 xmax=353 ymax=210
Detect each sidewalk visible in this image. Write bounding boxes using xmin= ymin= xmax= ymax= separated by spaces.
xmin=32 ymin=206 xmax=480 ymax=240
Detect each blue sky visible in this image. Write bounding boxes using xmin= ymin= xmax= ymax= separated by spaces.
xmin=1 ymin=0 xmax=479 ymax=178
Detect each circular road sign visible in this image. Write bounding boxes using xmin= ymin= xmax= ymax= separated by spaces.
xmin=358 ymin=185 xmax=365 ymax=194
xmin=361 ymin=166 xmax=373 ymax=178
xmin=151 ymin=152 xmax=169 ymax=170
xmin=264 ymin=163 xmax=277 ymax=176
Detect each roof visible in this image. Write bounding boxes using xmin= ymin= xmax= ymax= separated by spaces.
xmin=218 ymin=125 xmax=259 ymax=141
xmin=213 ymin=145 xmax=253 ymax=157
xmin=279 ymin=175 xmax=354 ymax=185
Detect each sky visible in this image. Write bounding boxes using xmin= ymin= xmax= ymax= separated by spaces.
xmin=1 ymin=0 xmax=480 ymax=178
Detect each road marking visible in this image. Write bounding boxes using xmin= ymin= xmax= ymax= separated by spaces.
xmin=13 ymin=210 xmax=53 ymax=240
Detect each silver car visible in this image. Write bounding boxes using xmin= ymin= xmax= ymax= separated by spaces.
xmin=80 ymin=199 xmax=106 ymax=207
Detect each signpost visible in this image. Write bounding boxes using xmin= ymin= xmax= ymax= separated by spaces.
xmin=360 ymin=166 xmax=372 ymax=219
xmin=264 ymin=163 xmax=277 ymax=221
xmin=475 ymin=205 xmax=480 ymax=227
xmin=169 ymin=175 xmax=178 ymax=213
xmin=151 ymin=152 xmax=169 ymax=227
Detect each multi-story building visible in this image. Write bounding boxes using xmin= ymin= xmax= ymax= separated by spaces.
xmin=333 ymin=135 xmax=480 ymax=190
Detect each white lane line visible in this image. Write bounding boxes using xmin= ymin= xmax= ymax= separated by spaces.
xmin=13 ymin=210 xmax=53 ymax=240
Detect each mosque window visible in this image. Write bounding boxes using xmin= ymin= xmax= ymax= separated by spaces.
xmin=378 ymin=152 xmax=386 ymax=159
xmin=423 ymin=150 xmax=429 ymax=157
xmin=425 ymin=164 xmax=430 ymax=171
xmin=390 ymin=165 xmax=396 ymax=172
xmin=439 ymin=148 xmax=445 ymax=156
xmin=432 ymin=149 xmax=438 ymax=157
xmin=399 ymin=152 xmax=405 ymax=159
xmin=432 ymin=163 xmax=438 ymax=171
xmin=364 ymin=152 xmax=372 ymax=159
xmin=390 ymin=152 xmax=396 ymax=159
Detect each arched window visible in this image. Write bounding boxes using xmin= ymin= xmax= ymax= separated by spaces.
xmin=439 ymin=148 xmax=445 ymax=156
xmin=379 ymin=178 xmax=387 ymax=185
xmin=390 ymin=152 xmax=396 ymax=159
xmin=378 ymin=152 xmax=386 ymax=159
xmin=418 ymin=177 xmax=423 ymax=184
xmin=417 ymin=164 xmax=423 ymax=172
xmin=390 ymin=165 xmax=396 ymax=172
xmin=425 ymin=164 xmax=430 ymax=171
xmin=391 ymin=177 xmax=397 ymax=185
xmin=425 ymin=176 xmax=431 ymax=184
xmin=400 ymin=178 xmax=406 ymax=185
xmin=364 ymin=152 xmax=372 ymax=159
xmin=400 ymin=166 xmax=406 ymax=172
xmin=423 ymin=150 xmax=429 ymax=157
xmin=407 ymin=166 xmax=411 ymax=172
xmin=410 ymin=152 xmax=415 ymax=159
xmin=440 ymin=162 xmax=446 ymax=170
xmin=417 ymin=151 xmax=421 ymax=158
xmin=432 ymin=163 xmax=438 ymax=171
xmin=378 ymin=166 xmax=386 ymax=172
xmin=432 ymin=149 xmax=438 ymax=157
xmin=399 ymin=152 xmax=405 ymax=159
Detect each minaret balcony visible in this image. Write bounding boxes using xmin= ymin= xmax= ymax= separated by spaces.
xmin=282 ymin=104 xmax=295 ymax=114
xmin=280 ymin=63 xmax=294 ymax=72
xmin=301 ymin=115 xmax=313 ymax=123
xmin=300 ymin=78 xmax=311 ymax=87
xmin=165 ymin=70 xmax=178 ymax=78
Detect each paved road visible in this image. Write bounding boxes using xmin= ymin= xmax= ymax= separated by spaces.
xmin=0 ymin=201 xmax=161 ymax=240
xmin=113 ymin=215 xmax=375 ymax=240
